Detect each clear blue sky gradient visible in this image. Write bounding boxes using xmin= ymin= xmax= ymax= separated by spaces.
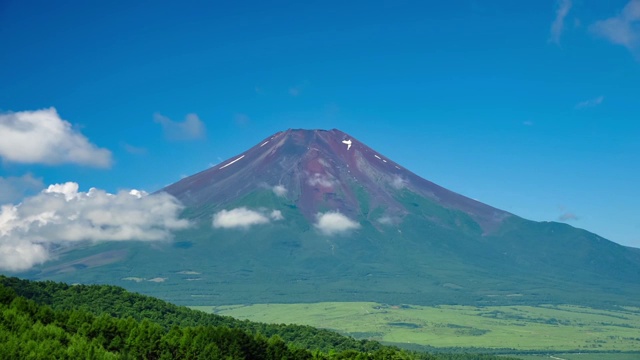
xmin=1 ymin=1 xmax=639 ymax=247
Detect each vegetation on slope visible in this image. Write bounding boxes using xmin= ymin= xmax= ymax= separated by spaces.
xmin=0 ymin=276 xmax=520 ymax=360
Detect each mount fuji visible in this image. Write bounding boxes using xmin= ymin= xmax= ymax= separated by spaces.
xmin=27 ymin=129 xmax=640 ymax=307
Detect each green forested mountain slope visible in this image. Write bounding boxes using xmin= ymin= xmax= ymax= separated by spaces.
xmin=0 ymin=276 xmax=520 ymax=360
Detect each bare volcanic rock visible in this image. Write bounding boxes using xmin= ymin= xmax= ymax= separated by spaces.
xmin=163 ymin=129 xmax=509 ymax=232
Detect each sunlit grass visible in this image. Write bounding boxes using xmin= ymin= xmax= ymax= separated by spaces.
xmin=191 ymin=302 xmax=640 ymax=352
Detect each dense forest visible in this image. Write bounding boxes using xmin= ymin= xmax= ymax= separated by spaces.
xmin=0 ymin=276 xmax=520 ymax=359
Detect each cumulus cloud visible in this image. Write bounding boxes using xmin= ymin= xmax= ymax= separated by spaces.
xmin=549 ymin=0 xmax=572 ymax=45
xmin=154 ymin=113 xmax=206 ymax=141
xmin=0 ymin=174 xmax=44 ymax=204
xmin=0 ymin=182 xmax=190 ymax=272
xmin=558 ymin=212 xmax=579 ymax=222
xmin=575 ymin=96 xmax=604 ymax=109
xmin=308 ymin=173 xmax=336 ymax=188
xmin=270 ymin=210 xmax=284 ymax=221
xmin=0 ymin=108 xmax=112 ymax=167
xmin=212 ymin=207 xmax=283 ymax=229
xmin=591 ymin=0 xmax=640 ymax=52
xmin=272 ymin=185 xmax=287 ymax=197
xmin=314 ymin=211 xmax=360 ymax=236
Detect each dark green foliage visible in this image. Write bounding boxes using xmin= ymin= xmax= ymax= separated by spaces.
xmin=0 ymin=275 xmax=385 ymax=353
xmin=0 ymin=276 xmax=521 ymax=360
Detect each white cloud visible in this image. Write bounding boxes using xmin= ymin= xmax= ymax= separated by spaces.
xmin=270 ymin=210 xmax=284 ymax=221
xmin=0 ymin=242 xmax=49 ymax=273
xmin=212 ymin=207 xmax=283 ymax=229
xmin=0 ymin=108 xmax=112 ymax=167
xmin=0 ymin=174 xmax=44 ymax=204
xmin=575 ymin=96 xmax=604 ymax=109
xmin=308 ymin=173 xmax=336 ymax=188
xmin=44 ymin=182 xmax=81 ymax=200
xmin=591 ymin=0 xmax=640 ymax=52
xmin=0 ymin=182 xmax=190 ymax=272
xmin=390 ymin=175 xmax=408 ymax=189
xmin=272 ymin=185 xmax=287 ymax=197
xmin=154 ymin=113 xmax=206 ymax=141
xmin=314 ymin=211 xmax=360 ymax=236
xmin=549 ymin=0 xmax=572 ymax=45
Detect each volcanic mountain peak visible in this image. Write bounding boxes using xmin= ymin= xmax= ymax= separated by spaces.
xmin=35 ymin=129 xmax=640 ymax=308
xmin=163 ymin=128 xmax=509 ymax=232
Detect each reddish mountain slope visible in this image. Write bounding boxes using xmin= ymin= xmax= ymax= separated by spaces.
xmin=163 ymin=129 xmax=509 ymax=232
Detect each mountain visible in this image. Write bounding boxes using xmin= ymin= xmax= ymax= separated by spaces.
xmin=26 ymin=129 xmax=640 ymax=307
xmin=164 ymin=129 xmax=507 ymax=232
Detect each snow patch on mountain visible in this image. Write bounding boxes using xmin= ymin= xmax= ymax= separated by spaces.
xmin=219 ymin=155 xmax=245 ymax=169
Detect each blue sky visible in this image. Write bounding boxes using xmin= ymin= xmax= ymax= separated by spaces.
xmin=1 ymin=0 xmax=639 ymax=248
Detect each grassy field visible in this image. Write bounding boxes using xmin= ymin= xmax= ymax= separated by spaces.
xmin=512 ymin=354 xmax=640 ymax=360
xmin=191 ymin=302 xmax=640 ymax=352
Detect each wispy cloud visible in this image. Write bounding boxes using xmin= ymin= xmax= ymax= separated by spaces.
xmin=154 ymin=113 xmax=206 ymax=141
xmin=234 ymin=113 xmax=250 ymax=127
xmin=121 ymin=142 xmax=147 ymax=155
xmin=0 ymin=108 xmax=112 ymax=167
xmin=0 ymin=174 xmax=44 ymax=204
xmin=523 ymin=120 xmax=534 ymax=126
xmin=549 ymin=0 xmax=573 ymax=45
xmin=307 ymin=173 xmax=337 ymax=188
xmin=314 ymin=211 xmax=360 ymax=236
xmin=272 ymin=185 xmax=287 ymax=197
xmin=591 ymin=0 xmax=640 ymax=53
xmin=558 ymin=212 xmax=579 ymax=222
xmin=0 ymin=182 xmax=190 ymax=271
xmin=575 ymin=96 xmax=604 ymax=109
xmin=288 ymin=81 xmax=309 ymax=97
xmin=390 ymin=175 xmax=408 ymax=190
xmin=289 ymin=87 xmax=302 ymax=97
xmin=212 ymin=207 xmax=283 ymax=229
xmin=377 ymin=215 xmax=396 ymax=225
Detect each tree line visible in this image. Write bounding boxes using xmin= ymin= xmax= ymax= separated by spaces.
xmin=0 ymin=276 xmax=520 ymax=360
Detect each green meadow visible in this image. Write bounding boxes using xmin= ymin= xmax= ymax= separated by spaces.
xmin=191 ymin=302 xmax=640 ymax=352
xmin=512 ymin=354 xmax=640 ymax=360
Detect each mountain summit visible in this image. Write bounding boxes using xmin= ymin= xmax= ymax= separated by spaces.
xmin=164 ymin=129 xmax=507 ymax=232
xmin=34 ymin=129 xmax=640 ymax=307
